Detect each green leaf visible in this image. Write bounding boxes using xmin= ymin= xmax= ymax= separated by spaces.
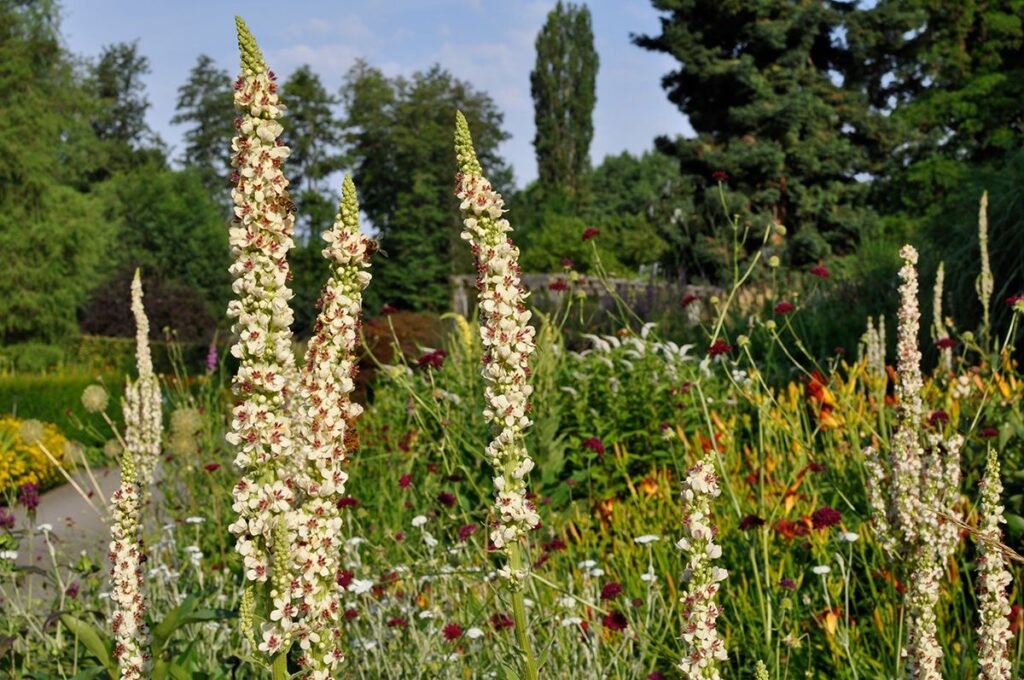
xmin=1004 ymin=513 xmax=1024 ymax=537
xmin=59 ymin=615 xmax=117 ymax=677
xmin=151 ymin=592 xmax=234 ymax=655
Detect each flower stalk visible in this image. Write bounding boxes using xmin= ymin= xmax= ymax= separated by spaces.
xmin=976 ymin=447 xmax=1013 ymax=679
xmin=225 ymin=16 xmax=300 ymax=670
xmin=454 ymin=110 xmax=539 ymax=680
xmin=109 ymin=274 xmax=156 ymax=679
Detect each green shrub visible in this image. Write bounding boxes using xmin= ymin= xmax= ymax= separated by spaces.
xmin=0 ymin=342 xmax=65 ymax=372
xmin=0 ymin=371 xmax=122 ymax=446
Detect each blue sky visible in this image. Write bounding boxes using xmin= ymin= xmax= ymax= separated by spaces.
xmin=62 ymin=0 xmax=693 ymax=188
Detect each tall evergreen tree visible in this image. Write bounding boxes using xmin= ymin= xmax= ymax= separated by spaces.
xmin=341 ymin=61 xmax=510 ymax=311
xmin=171 ymin=54 xmax=235 ymax=196
xmin=849 ymin=0 xmax=1024 ymax=217
xmin=282 ymin=65 xmax=344 ymax=240
xmin=635 ymin=0 xmax=887 ymax=274
xmin=87 ymin=40 xmax=163 ymax=176
xmin=530 ymin=1 xmax=598 ymax=203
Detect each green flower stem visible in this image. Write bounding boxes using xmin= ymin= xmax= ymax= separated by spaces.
xmin=508 ymin=542 xmax=539 ymax=680
xmin=271 ymin=650 xmax=289 ymax=680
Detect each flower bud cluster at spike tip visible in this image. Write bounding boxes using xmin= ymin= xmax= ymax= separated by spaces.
xmin=235 ymin=16 xmax=266 ymax=74
xmin=675 ymin=454 xmax=728 ymax=678
xmin=287 ymin=175 xmax=372 ymax=677
xmin=453 ymin=111 xmax=538 ymax=581
xmin=225 ymin=17 xmax=300 ymax=658
xmin=129 ymin=271 xmax=162 ymax=493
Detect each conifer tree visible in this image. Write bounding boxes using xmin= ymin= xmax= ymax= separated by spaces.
xmin=172 ymin=54 xmax=235 ymax=195
xmin=635 ymin=0 xmax=886 ymax=271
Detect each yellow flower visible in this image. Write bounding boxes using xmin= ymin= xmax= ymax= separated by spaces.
xmin=0 ymin=416 xmax=68 ymax=493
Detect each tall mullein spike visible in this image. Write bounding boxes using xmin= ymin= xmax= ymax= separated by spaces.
xmin=235 ymin=16 xmax=266 ymax=74
xmin=340 ymin=174 xmax=359 ymax=229
xmin=454 ymin=111 xmax=483 ymax=176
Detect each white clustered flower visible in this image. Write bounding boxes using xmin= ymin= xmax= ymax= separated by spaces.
xmin=108 ymin=425 xmax=152 ymax=677
xmin=676 ymin=456 xmax=728 ymax=678
xmin=454 ymin=113 xmax=538 ymax=582
xmin=932 ymin=263 xmax=952 ymax=373
xmin=865 ymin=245 xmax=963 ymax=680
xmin=226 ymin=19 xmax=306 ymax=664
xmin=107 ymin=272 xmax=158 ymax=679
xmin=128 ymin=271 xmax=162 ymax=494
xmin=282 ymin=174 xmax=371 ymax=676
xmin=977 ymin=191 xmax=993 ymax=333
xmin=976 ymin=447 xmax=1013 ymax=680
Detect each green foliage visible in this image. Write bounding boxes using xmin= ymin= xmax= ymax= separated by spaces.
xmin=281 ymin=65 xmax=345 ymax=240
xmin=0 ymin=370 xmax=121 ymax=443
xmin=636 ymin=0 xmax=884 ymax=275
xmin=94 ymin=161 xmax=230 ymax=321
xmin=171 ymin=54 xmax=235 ymax=196
xmin=341 ymin=61 xmax=511 ymax=311
xmin=531 ymin=1 xmax=598 ymax=203
xmin=86 ymin=40 xmax=166 ymax=179
xmin=921 ymin=149 xmax=1024 ymax=340
xmin=0 ymin=1 xmax=114 ymax=344
xmin=0 ymin=343 xmax=64 ymax=373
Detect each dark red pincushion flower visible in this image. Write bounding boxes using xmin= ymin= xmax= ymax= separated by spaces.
xmin=416 ymin=349 xmax=448 ymax=369
xmin=779 ymin=577 xmax=797 ymax=590
xmin=203 ymin=463 xmax=221 ymax=472
xmin=492 ymin=613 xmax=514 ymax=631
xmin=602 ymin=610 xmax=628 ymax=632
xmin=680 ymin=293 xmax=699 ymax=308
xmin=344 ymin=608 xmax=359 ymax=620
xmin=337 ymin=496 xmax=360 ymax=508
xmin=548 ymin=280 xmax=569 ymax=292
xmin=561 ymin=258 xmax=574 ymax=269
xmin=387 ymin=617 xmax=408 ymax=628
xmin=380 ymin=304 xmax=399 ymax=315
xmin=443 ymin=623 xmax=463 ymax=641
xmin=935 ymin=337 xmax=956 ymax=349
xmin=601 ymin=582 xmax=624 ymax=601
xmin=739 ymin=515 xmax=765 ymax=531
xmin=399 ymin=473 xmax=412 ymax=489
xmin=543 ymin=537 xmax=566 ymax=552
xmin=774 ymin=300 xmax=795 ymax=314
xmin=811 ymin=506 xmax=842 ymax=529
xmin=711 ymin=170 xmax=729 ymax=183
xmin=0 ymin=507 xmax=15 ymax=530
xmin=1006 ymin=295 xmax=1024 ymax=308
xmin=336 ymin=570 xmax=354 ymax=588
xmin=648 ymin=674 xmax=666 ymax=680
xmin=929 ymin=410 xmax=949 ymax=426
xmin=582 ymin=437 xmax=606 ymax=455
xmin=437 ymin=491 xmax=457 ymax=507
xmin=458 ymin=523 xmax=477 ymax=542
xmin=981 ymin=427 xmax=999 ymax=439
xmin=707 ymin=340 xmax=733 ymax=357
xmin=582 ymin=227 xmax=600 ymax=241
xmin=809 ymin=264 xmax=830 ymax=279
